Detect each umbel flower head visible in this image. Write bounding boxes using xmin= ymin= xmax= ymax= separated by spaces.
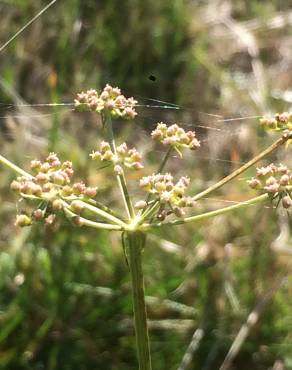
xmin=138 ymin=173 xmax=196 ymax=219
xmin=248 ymin=163 xmax=292 ymax=209
xmin=260 ymin=112 xmax=292 ymax=132
xmin=10 ymin=153 xmax=98 ymax=226
xmin=74 ymin=84 xmax=137 ymax=119
xmin=90 ymin=141 xmax=143 ymax=174
xmin=151 ymin=122 xmax=200 ymax=154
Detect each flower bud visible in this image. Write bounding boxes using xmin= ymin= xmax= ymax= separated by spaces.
xmin=30 ymin=160 xmax=41 ymax=171
xmin=70 ymin=200 xmax=84 ymax=214
xmin=83 ymin=187 xmax=97 ymax=198
xmin=33 ymin=209 xmax=44 ymax=220
xmin=15 ymin=214 xmax=32 ymax=227
xmin=279 ymin=174 xmax=290 ymax=186
xmin=160 ymin=191 xmax=171 ymax=203
xmin=135 ymin=200 xmax=147 ymax=209
xmin=51 ymin=172 xmax=65 ymax=185
xmin=71 ymin=216 xmax=83 ymax=226
xmin=73 ymin=182 xmax=86 ymax=195
xmin=282 ymin=195 xmax=292 ymax=209
xmin=40 ymin=162 xmax=51 ymax=173
xmin=42 ymin=183 xmax=53 ymax=192
xmin=247 ymin=178 xmax=261 ymax=189
xmin=45 ymin=214 xmax=56 ymax=225
xmin=52 ymin=199 xmax=63 ymax=211
xmin=61 ymin=185 xmax=73 ymax=196
xmin=155 ymin=181 xmax=166 ymax=192
xmin=114 ymin=165 xmax=123 ymax=175
xmin=35 ymin=173 xmax=49 ymax=184
xmin=10 ymin=180 xmax=21 ymax=191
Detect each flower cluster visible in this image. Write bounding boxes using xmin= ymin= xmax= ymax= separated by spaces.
xmin=151 ymin=123 xmax=200 ymax=152
xmin=138 ymin=173 xmax=195 ymax=218
xmin=11 ymin=153 xmax=97 ymax=226
xmin=90 ymin=141 xmax=143 ymax=174
xmin=248 ymin=163 xmax=292 ymax=209
xmin=260 ymin=112 xmax=292 ymax=132
xmin=74 ymin=84 xmax=137 ymax=119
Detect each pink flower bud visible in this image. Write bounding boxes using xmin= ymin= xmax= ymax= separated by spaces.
xmin=282 ymin=195 xmax=292 ymax=209
xmin=42 ymin=183 xmax=53 ymax=192
xmin=35 ymin=173 xmax=49 ymax=184
xmin=73 ymin=182 xmax=86 ymax=195
xmin=83 ymin=187 xmax=97 ymax=198
xmin=247 ymin=178 xmax=261 ymax=189
xmin=279 ymin=174 xmax=290 ymax=186
xmin=131 ymin=162 xmax=144 ymax=170
xmin=33 ymin=209 xmax=44 ymax=220
xmin=45 ymin=214 xmax=56 ymax=225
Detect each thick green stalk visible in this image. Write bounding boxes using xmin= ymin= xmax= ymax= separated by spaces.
xmin=103 ymin=112 xmax=135 ymax=219
xmin=127 ymin=232 xmax=152 ymax=370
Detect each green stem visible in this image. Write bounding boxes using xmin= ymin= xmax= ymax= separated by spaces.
xmin=127 ymin=232 xmax=152 ymax=370
xmin=192 ymin=136 xmax=286 ymax=201
xmin=142 ymin=193 xmax=269 ymax=230
xmin=0 ymin=154 xmax=33 ymax=179
xmin=63 ymin=203 xmax=123 ymax=231
xmin=77 ymin=200 xmax=127 ymax=227
xmin=142 ymin=147 xmax=173 ymax=217
xmin=103 ymin=112 xmax=135 ymax=219
xmin=157 ymin=146 xmax=173 ymax=174
xmin=138 ymin=201 xmax=160 ymax=225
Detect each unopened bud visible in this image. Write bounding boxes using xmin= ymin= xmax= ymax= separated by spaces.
xmin=15 ymin=214 xmax=32 ymax=227
xmin=282 ymin=195 xmax=292 ymax=209
xmin=33 ymin=209 xmax=44 ymax=220
xmin=279 ymin=174 xmax=290 ymax=186
xmin=83 ymin=187 xmax=97 ymax=198
xmin=70 ymin=200 xmax=84 ymax=214
xmin=114 ymin=165 xmax=123 ymax=175
xmin=10 ymin=180 xmax=21 ymax=191
xmin=52 ymin=199 xmax=63 ymax=211
xmin=72 ymin=216 xmax=83 ymax=226
xmin=45 ymin=214 xmax=56 ymax=225
xmin=135 ymin=200 xmax=147 ymax=209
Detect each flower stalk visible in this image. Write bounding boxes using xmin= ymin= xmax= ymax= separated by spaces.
xmin=192 ymin=135 xmax=287 ymax=201
xmin=102 ymin=112 xmax=135 ymax=219
xmin=127 ymin=231 xmax=152 ymax=370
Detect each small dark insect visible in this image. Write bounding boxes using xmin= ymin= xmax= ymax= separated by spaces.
xmin=148 ymin=75 xmax=156 ymax=82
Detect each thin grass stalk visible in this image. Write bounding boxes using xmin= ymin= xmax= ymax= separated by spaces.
xmin=127 ymin=231 xmax=152 ymax=370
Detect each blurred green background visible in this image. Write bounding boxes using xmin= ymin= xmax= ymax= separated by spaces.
xmin=0 ymin=1 xmax=292 ymax=369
